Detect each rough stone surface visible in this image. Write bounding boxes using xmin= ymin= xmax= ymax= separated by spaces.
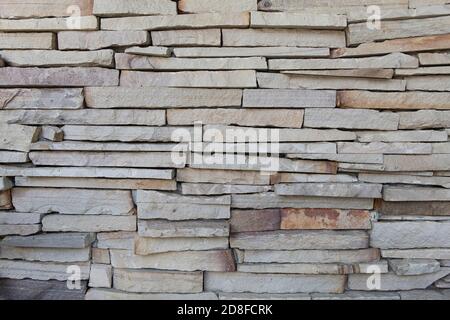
xmin=42 ymin=215 xmax=136 ymax=232
xmin=58 ymin=31 xmax=149 ymax=50
xmin=138 ymin=220 xmax=229 ymax=238
xmin=0 ymin=88 xmax=84 ymax=110
xmin=389 ymin=259 xmax=441 ymax=276
xmin=231 ymin=209 xmax=281 ymax=233
xmin=135 ymin=237 xmax=229 ymax=255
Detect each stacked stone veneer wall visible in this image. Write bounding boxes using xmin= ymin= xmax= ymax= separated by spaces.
xmin=0 ymin=0 xmax=450 ymax=300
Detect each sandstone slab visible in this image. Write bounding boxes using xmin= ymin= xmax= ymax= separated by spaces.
xmin=179 ymin=0 xmax=257 ymax=13
xmin=231 ymin=209 xmax=281 ymax=233
xmin=1 ymin=232 xmax=94 ymax=248
xmin=251 ymin=12 xmax=347 ymax=29
xmin=135 ymin=237 xmax=229 ymax=255
xmin=93 ymin=0 xmax=176 ymax=16
xmin=151 ymin=29 xmax=221 ymax=47
xmin=96 ymin=232 xmax=135 ymax=250
xmin=243 ymin=89 xmax=336 ymax=108
xmin=0 ymin=246 xmax=90 ymax=263
xmin=85 ymin=288 xmax=217 ymax=300
xmin=0 ymin=0 xmax=93 ymax=18
xmin=399 ymin=110 xmax=450 ymax=129
xmin=42 ymin=215 xmax=136 ymax=233
xmin=88 ymin=264 xmax=112 ymax=288
xmin=177 ymin=168 xmax=270 ymax=185
xmin=138 ymin=220 xmax=229 ymax=238
xmin=338 ymin=142 xmax=431 ymax=154
xmin=384 ymin=155 xmax=450 ymax=171
xmin=58 ymin=31 xmax=149 ymax=50
xmin=0 ymin=33 xmax=55 ymax=50
xmin=375 ymin=200 xmax=450 ymax=216
xmin=0 ymin=225 xmax=41 ymax=236
xmin=0 ymin=16 xmax=98 ymax=32
xmin=181 ymin=184 xmax=272 ymax=195
xmin=174 ymin=47 xmax=330 ymax=58
xmin=0 ymin=212 xmax=43 ymax=225
xmin=276 ymin=183 xmax=382 ymax=198
xmin=389 ymin=259 xmax=441 ymax=276
xmin=0 ymin=151 xmax=28 ymax=163
xmin=0 ymin=124 xmax=40 ymax=152
xmin=125 ymin=46 xmax=171 ymax=57
xmin=356 ymin=131 xmax=447 ymax=142
xmin=0 ymin=88 xmax=83 ymax=110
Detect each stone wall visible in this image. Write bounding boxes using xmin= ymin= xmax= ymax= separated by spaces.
xmin=1 ymin=0 xmax=450 ymax=300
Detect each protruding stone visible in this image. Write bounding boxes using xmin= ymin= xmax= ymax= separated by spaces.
xmin=399 ymin=110 xmax=450 ymax=129
xmin=125 ymin=46 xmax=171 ymax=57
xmin=389 ymin=259 xmax=441 ymax=276
xmin=41 ymin=126 xmax=63 ymax=142
xmin=96 ymin=232 xmax=135 ymax=250
xmin=0 ymin=151 xmax=28 ymax=163
xmin=0 ymin=212 xmax=43 ymax=225
xmin=384 ymin=155 xmax=450 ymax=172
xmin=0 ymin=124 xmax=40 ymax=152
xmin=181 ymin=183 xmax=272 ymax=195
xmin=1 ymin=233 xmax=95 ymax=248
xmin=177 ymin=168 xmax=270 ymax=185
xmin=0 ymin=225 xmax=41 ymax=236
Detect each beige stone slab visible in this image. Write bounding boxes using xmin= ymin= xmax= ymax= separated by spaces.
xmin=0 ymin=0 xmax=93 ymax=18
xmin=61 ymin=125 xmax=193 ymax=142
xmin=0 ymin=67 xmax=119 ymax=87
xmin=92 ymin=248 xmax=110 ymax=264
xmin=84 ymin=87 xmax=242 ymax=108
xmin=251 ymin=12 xmax=347 ymax=29
xmin=179 ymin=0 xmax=257 ymax=13
xmin=0 ymin=33 xmax=55 ymax=49
xmin=0 ymin=225 xmax=41 ymax=236
xmin=407 ymin=76 xmax=450 ymax=91
xmin=1 ymin=109 xmax=165 ymax=126
xmin=1 ymin=232 xmax=95 ymax=249
xmin=42 ymin=215 xmax=136 ymax=232
xmin=167 ymin=109 xmax=303 ymax=128
xmin=125 ymin=46 xmax=171 ymax=57
xmin=356 ymin=130 xmax=447 ymax=142
xmin=338 ymin=142 xmax=432 ymax=154
xmin=12 ymin=187 xmax=134 ymax=215
xmin=0 ymin=151 xmax=28 ymax=163
xmin=58 ymin=31 xmax=149 ymax=50
xmin=113 ymin=269 xmax=202 ymax=294
xmin=231 ymin=230 xmax=369 ymax=250
xmin=222 ymin=29 xmax=346 ymax=47
xmin=86 ymin=288 xmax=217 ymax=300
xmin=138 ymin=220 xmax=229 ymax=238
xmin=0 ymin=16 xmax=98 ymax=31
xmin=205 ymin=272 xmax=346 ymax=294
xmin=381 ymin=249 xmax=450 ymax=260
xmin=383 ymin=186 xmax=450 ymax=201
xmin=177 ymin=168 xmax=270 ymax=185
xmin=258 ymin=73 xmax=406 ymax=91
xmin=115 ymin=54 xmax=267 ymax=70
xmin=232 ymin=193 xmax=373 ymax=210
xmin=101 ymin=12 xmax=250 ymax=30
xmin=243 ymin=89 xmax=336 ymax=108
xmin=135 ymin=237 xmax=229 ymax=255
xmin=41 ymin=126 xmax=63 ymax=142
xmin=29 ymin=151 xmax=185 ymax=169
xmin=288 ymin=154 xmax=383 ymax=165
xmin=120 ymin=70 xmax=257 ymax=88
xmin=333 ymin=34 xmax=450 ymax=58
xmin=32 ymin=140 xmax=179 ymax=152
xmin=0 ymin=212 xmax=42 ymax=225
xmin=89 ymin=264 xmax=112 ymax=288
xmin=111 ymin=249 xmax=235 ymax=272
xmin=181 ymin=183 xmax=272 ymax=195
xmin=276 ymin=183 xmax=382 ymax=198
xmin=419 ymin=52 xmax=450 ymax=65
xmin=395 ymin=66 xmax=450 ymax=76
xmin=271 ymin=173 xmax=357 ymax=184
xmin=0 ymin=246 xmax=90 ymax=263
xmin=93 ymin=0 xmax=176 ymax=16
xmin=341 ymin=90 xmax=450 ymax=110
xmin=0 ymin=124 xmax=40 ymax=152
xmin=14 ymin=177 xmax=177 ymax=191
xmin=96 ymin=232 xmax=135 ymax=250
xmin=0 ymin=50 xmax=114 ymax=67
xmin=173 ymin=47 xmax=330 ymax=58
xmin=237 ymin=263 xmax=351 ymax=275
xmin=270 ymin=53 xmax=418 ymax=70
xmin=151 ymin=29 xmax=221 ymax=47
xmin=304 ymin=109 xmax=399 ymax=130
xmin=283 ymin=69 xmax=394 ymax=79
xmin=0 ymin=165 xmax=174 ymax=180
xmin=360 ymin=173 xmax=450 ymax=188
xmin=257 ymin=0 xmax=409 ymax=11
xmin=0 ymin=190 xmax=12 ymax=209
xmin=0 ymin=88 xmax=83 ymax=110
xmin=384 ymin=155 xmax=450 ymax=171
xmin=347 ymin=16 xmax=450 ymax=45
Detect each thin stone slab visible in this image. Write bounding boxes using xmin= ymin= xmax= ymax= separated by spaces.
xmin=333 ymin=34 xmax=450 ymax=58
xmin=113 ymin=269 xmax=203 ymax=294
xmin=178 ymin=0 xmax=257 ymax=13
xmin=125 ymin=46 xmax=171 ymax=57
xmin=0 ymin=0 xmax=93 ymax=18
xmin=0 ymin=212 xmax=43 ymax=225
xmin=280 ymin=209 xmax=372 ymax=230
xmin=0 ymin=279 xmax=87 ymax=300
xmin=0 ymin=88 xmax=83 ymax=110
xmin=257 ymin=0 xmax=409 ymax=11
xmin=151 ymin=29 xmax=221 ymax=47
xmin=389 ymin=259 xmax=440 ymax=276
xmin=237 ymin=263 xmax=352 ymax=275
xmin=41 ymin=126 xmax=63 ymax=142
xmin=251 ymin=12 xmax=347 ymax=29
xmin=138 ymin=220 xmax=229 ymax=238
xmin=275 ymin=183 xmax=382 ymax=198
xmin=0 ymin=124 xmax=40 ymax=152
xmin=84 ymin=87 xmax=242 ymax=108
xmin=347 ymin=16 xmax=450 ymax=45
xmin=136 ymin=191 xmax=230 ymax=220
xmin=231 ymin=209 xmax=281 ymax=233
xmin=96 ymin=232 xmax=135 ymax=250
xmin=395 ymin=66 xmax=450 ymax=76
xmin=12 ymin=188 xmax=134 ymax=215
xmin=242 ymin=249 xmax=380 ymax=264
xmin=0 ymin=165 xmax=174 ymax=180
xmin=283 ymin=69 xmax=394 ymax=79
xmin=0 ymin=33 xmax=55 ymax=50
xmin=384 ymin=186 xmax=450 ymax=201
xmin=232 ymin=193 xmax=373 ymax=210
xmin=287 ymin=154 xmax=383 ymax=165
xmin=0 ymin=67 xmax=119 ymax=87
xmin=15 ymin=177 xmax=176 ymax=191
xmin=120 ymin=70 xmax=257 ymax=88
xmin=399 ymin=110 xmax=450 ymax=129
xmin=348 ymin=269 xmax=450 ymax=291
xmin=85 ymin=288 xmax=217 ymax=300
xmin=0 ymin=260 xmax=90 ymax=281
xmin=1 ymin=233 xmax=95 ymax=248
xmin=205 ymin=272 xmax=346 ymax=294
xmin=93 ymin=0 xmax=177 ymax=16
xmin=135 ymin=237 xmax=229 ymax=255
xmin=339 ymin=91 xmax=450 ymax=110
xmin=399 ymin=289 xmax=450 ymax=300
xmin=177 ymin=168 xmax=271 ymax=185
xmin=375 ymin=200 xmax=450 ymax=216
xmin=0 ymin=16 xmax=98 ymax=32
xmin=356 ymin=131 xmax=447 ymax=142
xmin=58 ymin=31 xmax=149 ymax=50
xmin=173 ymin=47 xmax=330 ymax=58
xmin=89 ymin=264 xmax=112 ymax=288
xmin=242 ymin=89 xmax=336 ymax=108
xmin=29 ymin=151 xmax=185 ymax=168
xmin=338 ymin=142 xmax=432 ymax=154
xmin=42 ymin=215 xmax=136 ymax=232
xmin=30 ymin=141 xmax=179 ymax=152
xmin=0 ymin=151 xmax=28 ymax=163
xmin=360 ymin=173 xmax=450 ymax=188
xmin=110 ymin=249 xmax=235 ymax=272
xmin=222 ymin=29 xmax=346 ymax=47
xmin=115 ymin=54 xmax=267 ymax=70
xmin=101 ymin=12 xmax=250 ymax=31
xmin=269 ymin=53 xmax=418 ymax=70
xmin=0 ymin=246 xmax=90 ymax=263
xmin=219 ymin=293 xmax=311 ymax=300
xmin=304 ymin=109 xmax=399 ymax=130
xmin=231 ymin=230 xmax=369 ymax=250
xmin=312 ymin=291 xmax=400 ymax=300
xmin=371 ymin=221 xmax=450 ymax=249
xmin=181 ymin=183 xmax=272 ymax=195
xmin=419 ymin=52 xmax=450 ymax=65
xmin=271 ymin=173 xmax=357 ymax=184
xmin=0 ymin=50 xmax=114 ymax=67
xmin=384 ymin=155 xmax=450 ymax=172
xmin=0 ymin=225 xmax=41 ymax=236
xmin=1 ymin=109 xmax=165 ymax=125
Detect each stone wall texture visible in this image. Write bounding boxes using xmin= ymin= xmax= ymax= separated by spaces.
xmin=1 ymin=0 xmax=450 ymax=300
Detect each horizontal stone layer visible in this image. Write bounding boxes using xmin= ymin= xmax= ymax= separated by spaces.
xmin=58 ymin=31 xmax=149 ymax=50
xmin=138 ymin=220 xmax=229 ymax=238
xmin=0 ymin=33 xmax=55 ymax=50
xmin=42 ymin=215 xmax=136 ymax=232
xmin=0 ymin=88 xmax=83 ymax=110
